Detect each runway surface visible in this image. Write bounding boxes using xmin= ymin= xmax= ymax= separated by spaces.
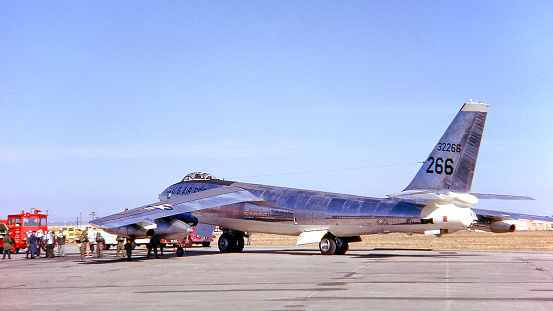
xmin=1 ymin=244 xmax=553 ymax=310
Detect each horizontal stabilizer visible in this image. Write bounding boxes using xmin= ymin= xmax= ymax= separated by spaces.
xmin=388 ymin=190 xmax=478 ymax=206
xmin=471 ymin=193 xmax=534 ymax=200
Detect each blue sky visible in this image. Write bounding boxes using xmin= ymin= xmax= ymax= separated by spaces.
xmin=1 ymin=1 xmax=552 ymax=225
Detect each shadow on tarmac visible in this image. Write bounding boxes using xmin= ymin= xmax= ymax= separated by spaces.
xmin=75 ymin=247 xmax=481 ymax=264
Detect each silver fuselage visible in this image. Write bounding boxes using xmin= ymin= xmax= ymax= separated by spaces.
xmin=159 ymin=179 xmax=460 ymax=237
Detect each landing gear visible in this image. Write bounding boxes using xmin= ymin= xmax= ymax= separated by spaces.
xmin=334 ymin=237 xmax=349 ymax=255
xmin=218 ymin=231 xmax=245 ymax=253
xmin=319 ymin=235 xmax=336 ymax=255
xmin=176 ymin=246 xmax=185 ymax=257
xmin=319 ymin=235 xmax=349 ymax=255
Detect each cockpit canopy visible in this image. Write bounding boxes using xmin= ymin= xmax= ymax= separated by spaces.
xmin=181 ymin=172 xmax=216 ymax=182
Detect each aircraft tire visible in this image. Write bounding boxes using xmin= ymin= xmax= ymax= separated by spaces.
xmin=176 ymin=247 xmax=184 ymax=257
xmin=218 ymin=233 xmax=235 ymax=253
xmin=233 ymin=235 xmax=244 ymax=253
xmin=319 ymin=236 xmax=336 ymax=255
xmin=334 ymin=238 xmax=349 ymax=255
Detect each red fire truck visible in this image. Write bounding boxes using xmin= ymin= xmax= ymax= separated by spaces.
xmin=0 ymin=209 xmax=48 ymax=253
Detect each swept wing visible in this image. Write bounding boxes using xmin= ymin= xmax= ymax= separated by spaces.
xmin=90 ymin=186 xmax=262 ymax=229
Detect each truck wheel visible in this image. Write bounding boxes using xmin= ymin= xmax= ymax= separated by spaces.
xmin=103 ymin=244 xmax=111 ymax=250
xmin=14 ymin=247 xmax=19 ymax=254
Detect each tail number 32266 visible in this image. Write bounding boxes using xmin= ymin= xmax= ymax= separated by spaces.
xmin=426 ymin=157 xmax=454 ymax=175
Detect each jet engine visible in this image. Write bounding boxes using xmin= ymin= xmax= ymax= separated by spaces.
xmin=471 ymin=220 xmax=516 ymax=233
xmin=105 ymin=219 xmax=194 ymax=239
xmin=145 ymin=219 xmax=194 ymax=239
xmin=420 ymin=203 xmax=477 ymax=232
xmin=490 ymin=221 xmax=516 ymax=233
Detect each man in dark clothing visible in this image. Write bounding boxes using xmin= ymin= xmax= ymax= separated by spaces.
xmin=27 ymin=231 xmax=37 ymax=259
xmin=3 ymin=230 xmax=14 ymax=259
xmin=147 ymin=237 xmax=160 ymax=259
xmin=124 ymin=238 xmax=133 ymax=261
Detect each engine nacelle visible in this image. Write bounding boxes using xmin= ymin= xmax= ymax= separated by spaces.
xmin=490 ymin=221 xmax=516 ymax=233
xmin=420 ymin=203 xmax=477 ymax=232
xmin=104 ymin=224 xmax=147 ymax=238
xmin=104 ymin=219 xmax=194 ymax=239
xmin=145 ymin=219 xmax=194 ymax=239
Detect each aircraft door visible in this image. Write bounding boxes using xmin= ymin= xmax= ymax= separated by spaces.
xmin=293 ymin=209 xmax=325 ymax=225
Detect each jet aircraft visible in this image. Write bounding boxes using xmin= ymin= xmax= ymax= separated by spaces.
xmin=91 ymin=102 xmax=553 ymax=256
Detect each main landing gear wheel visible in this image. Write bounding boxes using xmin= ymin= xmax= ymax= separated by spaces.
xmin=218 ymin=232 xmax=245 ymax=253
xmin=234 ymin=235 xmax=244 ymax=252
xmin=319 ymin=235 xmax=336 ymax=255
xmin=334 ymin=237 xmax=349 ymax=255
xmin=218 ymin=232 xmax=236 ymax=253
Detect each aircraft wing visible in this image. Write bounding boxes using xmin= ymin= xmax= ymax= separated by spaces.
xmin=472 ymin=208 xmax=553 ymax=222
xmin=89 ymin=186 xmax=262 ymax=229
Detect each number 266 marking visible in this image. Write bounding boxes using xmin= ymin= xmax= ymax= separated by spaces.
xmin=426 ymin=157 xmax=454 ymax=175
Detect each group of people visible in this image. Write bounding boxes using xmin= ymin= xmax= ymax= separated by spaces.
xmin=22 ymin=228 xmax=67 ymax=259
xmin=76 ymin=228 xmax=108 ymax=261
xmin=3 ymin=227 xmax=168 ymax=262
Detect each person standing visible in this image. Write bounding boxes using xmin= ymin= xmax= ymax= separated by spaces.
xmin=87 ymin=228 xmax=95 ymax=256
xmin=35 ymin=229 xmax=44 ymax=257
xmin=46 ymin=230 xmax=55 ymax=258
xmin=28 ymin=231 xmax=37 ymax=259
xmin=2 ymin=230 xmax=14 ymax=259
xmin=78 ymin=228 xmax=88 ymax=262
xmin=56 ymin=229 xmax=66 ymax=257
xmin=95 ymin=232 xmax=105 ymax=258
xmin=124 ymin=238 xmax=133 ymax=261
xmin=148 ymin=237 xmax=160 ymax=259
xmin=25 ymin=231 xmax=32 ymax=258
xmin=115 ymin=235 xmax=125 ymax=257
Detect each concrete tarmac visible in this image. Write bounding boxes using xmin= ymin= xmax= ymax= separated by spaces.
xmin=1 ymin=244 xmax=553 ymax=310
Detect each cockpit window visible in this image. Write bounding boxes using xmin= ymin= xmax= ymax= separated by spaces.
xmin=182 ymin=172 xmax=216 ymax=181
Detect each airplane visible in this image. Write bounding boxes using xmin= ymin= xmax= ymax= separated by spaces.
xmin=90 ymin=101 xmax=553 ymax=256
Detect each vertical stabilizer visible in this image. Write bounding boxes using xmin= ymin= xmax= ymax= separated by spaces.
xmin=404 ymin=102 xmax=488 ymax=193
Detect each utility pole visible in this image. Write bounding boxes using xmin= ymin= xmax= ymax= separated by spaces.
xmin=90 ymin=211 xmax=96 ymax=221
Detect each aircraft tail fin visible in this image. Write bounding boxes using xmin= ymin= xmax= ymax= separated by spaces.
xmin=404 ymin=102 xmax=489 ymax=193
